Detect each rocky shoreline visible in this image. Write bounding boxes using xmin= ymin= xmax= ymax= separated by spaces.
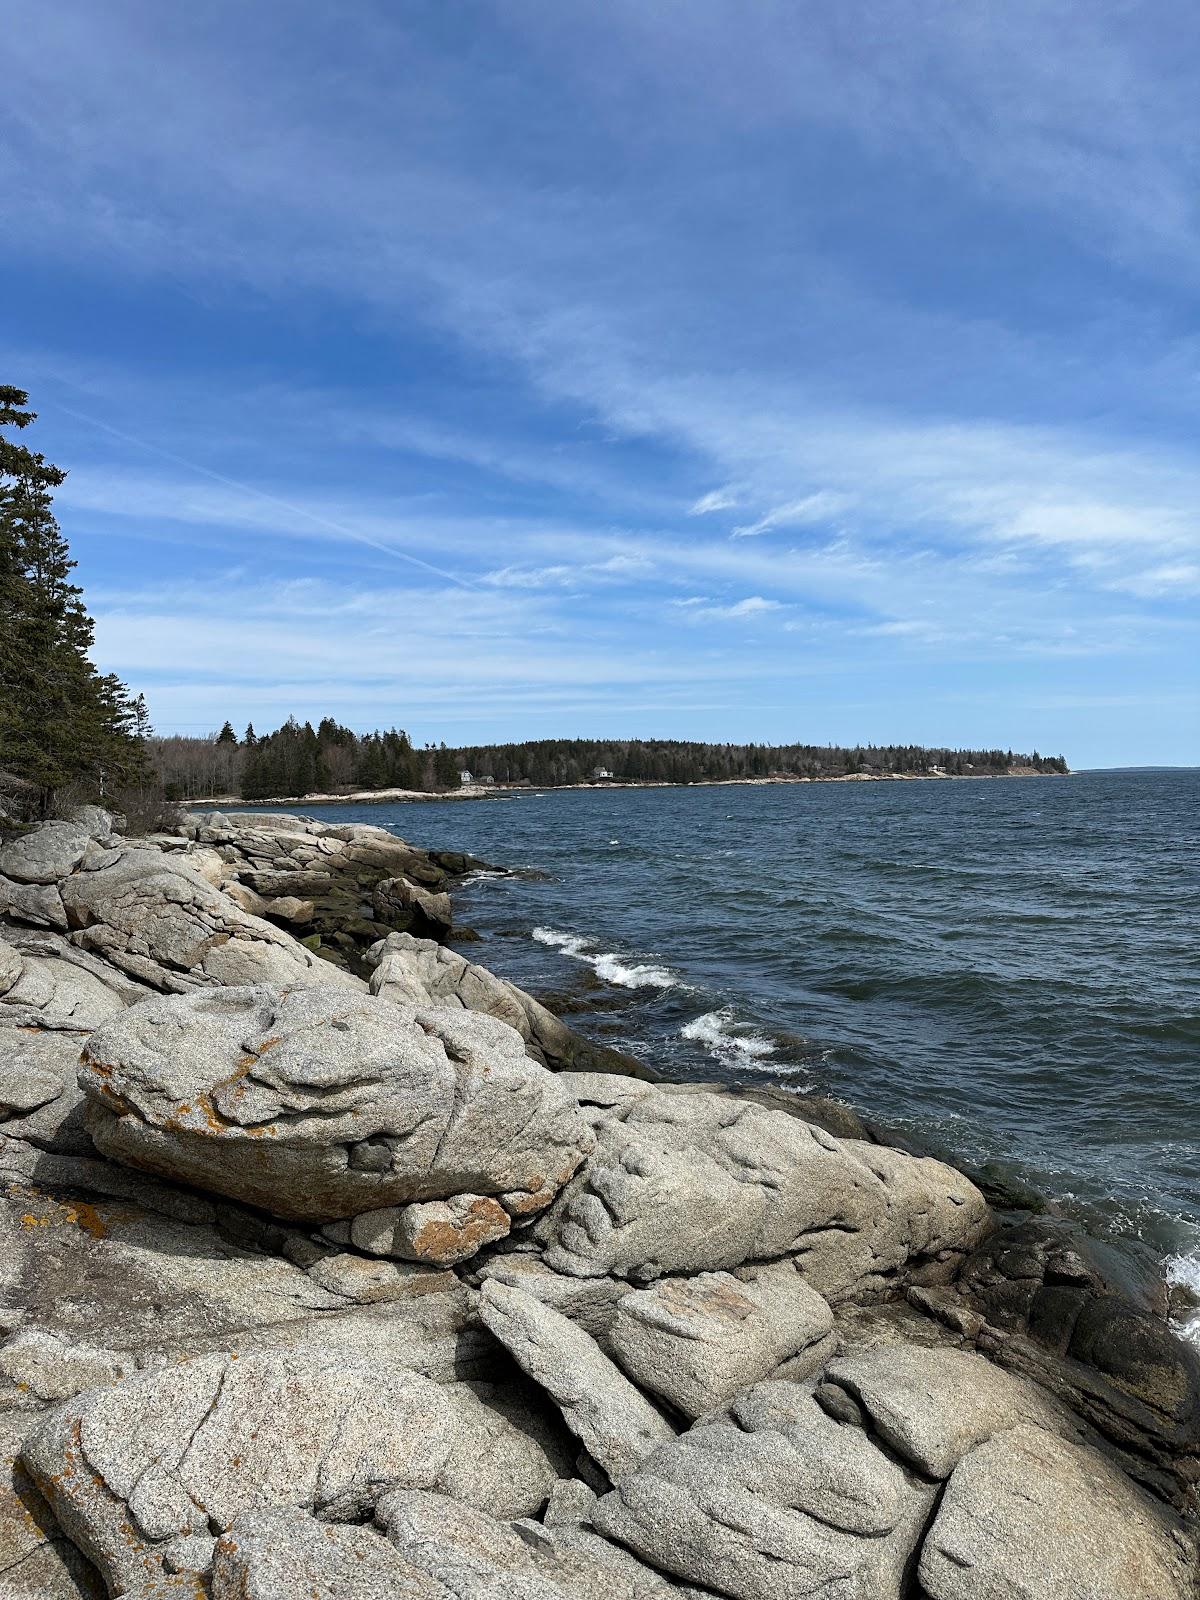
xmin=1 ymin=807 xmax=1195 ymax=1598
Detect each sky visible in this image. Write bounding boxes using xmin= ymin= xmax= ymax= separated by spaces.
xmin=3 ymin=0 xmax=1198 ymax=767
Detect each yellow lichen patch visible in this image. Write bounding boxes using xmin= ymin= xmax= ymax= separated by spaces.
xmin=16 ymin=1191 xmax=120 ymax=1240
xmin=65 ymin=1200 xmax=109 ymax=1240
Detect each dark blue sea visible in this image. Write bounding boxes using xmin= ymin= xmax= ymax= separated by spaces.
xmin=299 ymin=769 xmax=1200 ymax=1311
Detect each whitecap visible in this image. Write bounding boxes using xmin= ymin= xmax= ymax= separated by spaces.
xmin=1166 ymin=1251 xmax=1200 ymax=1346
xmin=681 ymin=1007 xmax=779 ymax=1067
xmin=532 ymin=926 xmax=676 ymax=990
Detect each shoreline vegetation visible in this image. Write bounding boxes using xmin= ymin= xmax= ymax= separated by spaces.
xmin=148 ymin=719 xmax=1070 ymax=807
xmin=191 ymin=765 xmax=1071 ymax=809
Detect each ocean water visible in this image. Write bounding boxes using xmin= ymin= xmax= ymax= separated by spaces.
xmin=303 ymin=769 xmax=1200 ymax=1298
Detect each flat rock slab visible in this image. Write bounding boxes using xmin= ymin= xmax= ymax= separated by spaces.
xmin=479 ymin=1280 xmax=675 ymax=1483
xmin=21 ymin=1349 xmax=458 ymax=1594
xmin=920 ymin=1423 xmax=1196 ymax=1600
xmin=593 ymin=1379 xmax=937 ymax=1600
xmin=80 ymin=982 xmax=593 ymax=1222
xmin=824 ymin=1342 xmax=1083 ymax=1478
xmin=611 ymin=1260 xmax=834 ymax=1418
xmin=535 ymin=1087 xmax=988 ymax=1297
xmin=0 ymin=1165 xmax=342 ymax=1367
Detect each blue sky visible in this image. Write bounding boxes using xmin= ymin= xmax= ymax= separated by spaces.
xmin=4 ymin=1 xmax=1198 ymax=766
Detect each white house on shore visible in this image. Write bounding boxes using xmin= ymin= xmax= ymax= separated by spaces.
xmin=458 ymin=770 xmax=473 ymax=784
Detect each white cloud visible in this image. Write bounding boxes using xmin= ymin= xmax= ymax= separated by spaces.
xmin=732 ymin=492 xmax=853 ymax=538
xmin=677 ymin=595 xmax=784 ymax=622
xmin=689 ymin=487 xmax=739 ymax=515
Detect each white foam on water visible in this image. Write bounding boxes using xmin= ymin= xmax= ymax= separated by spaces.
xmin=1166 ymin=1251 xmax=1200 ymax=1346
xmin=532 ymin=926 xmax=677 ymax=989
xmin=681 ymin=1007 xmax=779 ymax=1067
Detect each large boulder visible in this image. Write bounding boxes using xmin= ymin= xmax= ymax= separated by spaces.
xmin=367 ymin=933 xmax=654 ymax=1079
xmin=0 ymin=821 xmax=98 ymax=886
xmin=592 ymin=1380 xmax=937 ymax=1600
xmin=373 ymin=878 xmax=453 ymax=939
xmin=610 ymin=1260 xmax=835 ymax=1419
xmin=919 ymin=1424 xmax=1195 ymax=1600
xmin=79 ymin=983 xmax=593 ymax=1225
xmin=478 ymin=1280 xmax=676 ymax=1482
xmin=534 ymin=1082 xmax=989 ymax=1296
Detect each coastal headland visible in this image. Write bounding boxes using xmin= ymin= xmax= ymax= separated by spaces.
xmin=0 ymin=804 xmax=1192 ymax=1599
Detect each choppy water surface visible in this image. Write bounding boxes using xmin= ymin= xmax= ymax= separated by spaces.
xmin=310 ymin=770 xmax=1199 ymax=1288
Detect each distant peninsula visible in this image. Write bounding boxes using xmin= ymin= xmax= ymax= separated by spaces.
xmin=147 ymin=722 xmax=1069 ymax=805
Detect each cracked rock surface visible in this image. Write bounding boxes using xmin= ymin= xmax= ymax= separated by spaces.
xmin=609 ymin=1260 xmax=836 ymax=1418
xmin=79 ymin=983 xmax=594 ymax=1224
xmin=533 ymin=1080 xmax=989 ymax=1297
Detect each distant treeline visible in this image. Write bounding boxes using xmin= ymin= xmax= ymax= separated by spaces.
xmin=146 ymin=718 xmax=1068 ymax=801
xmin=447 ymin=739 xmax=1067 ymax=785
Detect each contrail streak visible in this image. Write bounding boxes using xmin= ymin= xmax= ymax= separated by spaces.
xmin=50 ymin=396 xmax=479 ymax=591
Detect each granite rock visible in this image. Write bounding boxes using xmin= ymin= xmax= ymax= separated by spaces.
xmin=610 ymin=1259 xmax=835 ymax=1418
xmin=536 ymin=1085 xmax=988 ymax=1295
xmin=592 ymin=1379 xmax=937 ymax=1600
xmin=478 ymin=1280 xmax=676 ymax=1483
xmin=920 ymin=1423 xmax=1195 ymax=1600
xmin=80 ymin=983 xmax=593 ymax=1222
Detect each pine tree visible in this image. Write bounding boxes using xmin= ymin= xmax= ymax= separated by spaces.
xmin=132 ymin=694 xmax=153 ymax=739
xmin=216 ymin=720 xmax=238 ymax=745
xmin=0 ymin=386 xmax=144 ymax=812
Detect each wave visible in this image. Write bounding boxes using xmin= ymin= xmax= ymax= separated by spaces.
xmin=1166 ymin=1252 xmax=1200 ymax=1347
xmin=681 ymin=1007 xmax=780 ymax=1068
xmin=531 ymin=926 xmax=677 ymax=990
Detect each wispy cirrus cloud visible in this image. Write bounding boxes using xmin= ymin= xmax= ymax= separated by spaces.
xmin=731 ymin=492 xmax=854 ymax=539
